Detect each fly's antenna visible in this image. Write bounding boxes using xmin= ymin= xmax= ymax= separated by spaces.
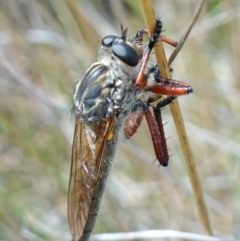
xmin=121 ymin=26 xmax=128 ymax=42
xmin=116 ymin=17 xmax=128 ymax=42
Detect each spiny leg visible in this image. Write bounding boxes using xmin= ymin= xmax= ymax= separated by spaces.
xmin=145 ymin=108 xmax=168 ymax=166
xmin=135 ymin=18 xmax=163 ymax=90
xmin=147 ymin=64 xmax=193 ymax=95
xmin=145 ymin=96 xmax=176 ymax=166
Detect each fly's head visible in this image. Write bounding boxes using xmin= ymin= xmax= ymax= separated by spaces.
xmin=99 ymin=31 xmax=143 ymax=79
xmin=101 ymin=35 xmax=139 ymax=66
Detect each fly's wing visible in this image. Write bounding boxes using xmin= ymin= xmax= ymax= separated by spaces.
xmin=68 ymin=116 xmax=109 ymax=241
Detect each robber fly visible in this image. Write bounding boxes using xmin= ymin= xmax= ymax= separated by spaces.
xmin=68 ymin=18 xmax=192 ymax=241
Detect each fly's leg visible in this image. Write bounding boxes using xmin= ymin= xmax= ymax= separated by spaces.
xmin=134 ymin=27 xmax=178 ymax=58
xmin=145 ymin=96 xmax=176 ymax=166
xmin=146 ymin=64 xmax=193 ymax=96
xmin=153 ymin=96 xmax=176 ymax=165
xmin=154 ymin=96 xmax=176 ymax=108
xmin=160 ymin=36 xmax=178 ymax=47
xmin=135 ymin=17 xmax=163 ymax=90
xmin=134 ymin=18 xmax=179 ymax=90
xmin=148 ymin=78 xmax=193 ymax=95
xmin=134 ymin=18 xmax=192 ymax=94
xmin=123 ymin=97 xmax=175 ymax=167
xmin=145 ymin=108 xmax=168 ymax=166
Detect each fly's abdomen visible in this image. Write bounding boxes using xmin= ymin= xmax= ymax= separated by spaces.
xmin=78 ymin=123 xmax=121 ymax=241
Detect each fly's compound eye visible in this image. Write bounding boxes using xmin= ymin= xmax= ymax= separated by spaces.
xmin=112 ymin=43 xmax=138 ymax=67
xmin=102 ymin=35 xmax=119 ymax=47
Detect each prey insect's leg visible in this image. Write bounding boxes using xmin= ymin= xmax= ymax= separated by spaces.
xmin=136 ymin=18 xmax=163 ymax=90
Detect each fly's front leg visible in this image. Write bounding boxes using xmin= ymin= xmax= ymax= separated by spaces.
xmin=147 ymin=64 xmax=193 ymax=95
xmin=134 ymin=18 xmax=179 ymax=90
xmin=148 ymin=79 xmax=193 ymax=95
xmin=136 ymin=18 xmax=163 ymax=90
xmin=160 ymin=36 xmax=178 ymax=47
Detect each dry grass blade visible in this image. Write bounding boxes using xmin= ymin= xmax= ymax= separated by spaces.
xmin=168 ymin=0 xmax=207 ymax=66
xmin=65 ymin=0 xmax=98 ymax=58
xmin=140 ymin=0 xmax=212 ymax=236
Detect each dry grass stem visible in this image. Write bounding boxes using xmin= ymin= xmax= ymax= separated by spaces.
xmin=65 ymin=0 xmax=98 ymax=58
xmin=168 ymin=0 xmax=207 ymax=66
xmin=140 ymin=0 xmax=212 ymax=235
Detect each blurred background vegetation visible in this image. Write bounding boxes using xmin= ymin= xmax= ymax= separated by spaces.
xmin=0 ymin=0 xmax=240 ymax=240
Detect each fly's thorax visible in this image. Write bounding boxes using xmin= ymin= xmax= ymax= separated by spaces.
xmin=72 ymin=62 xmax=136 ymax=125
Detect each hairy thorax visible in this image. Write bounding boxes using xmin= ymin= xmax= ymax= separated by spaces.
xmin=72 ymin=37 xmax=144 ymax=125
